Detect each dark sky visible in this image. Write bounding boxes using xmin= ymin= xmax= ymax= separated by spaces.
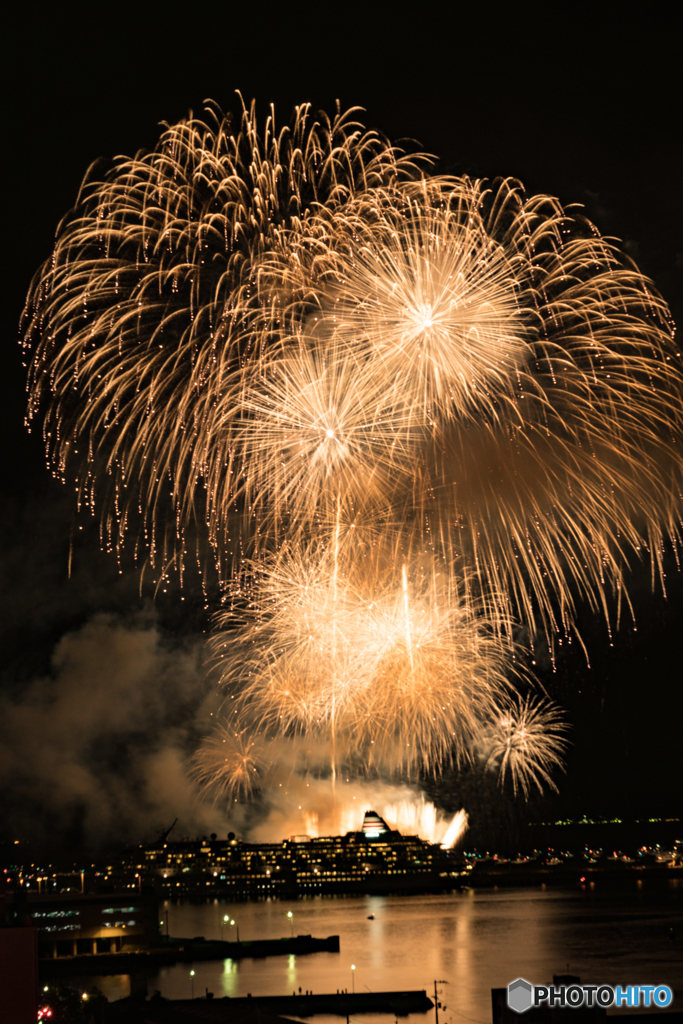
xmin=3 ymin=4 xmax=681 ymax=852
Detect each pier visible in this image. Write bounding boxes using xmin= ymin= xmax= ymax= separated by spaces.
xmin=209 ymin=989 xmax=434 ymax=1015
xmin=100 ymin=989 xmax=435 ymax=1021
xmin=39 ymin=934 xmax=340 ymax=978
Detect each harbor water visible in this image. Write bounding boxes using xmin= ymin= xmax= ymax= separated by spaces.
xmin=85 ymin=881 xmax=682 ymax=1021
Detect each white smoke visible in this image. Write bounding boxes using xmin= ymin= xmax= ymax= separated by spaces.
xmin=0 ymin=611 xmax=469 ymax=854
xmin=0 ymin=610 xmax=222 ymax=851
xmin=231 ymin=774 xmax=468 ymax=847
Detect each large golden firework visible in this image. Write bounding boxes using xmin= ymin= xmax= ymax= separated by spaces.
xmin=22 ymin=97 xmax=682 ymax=800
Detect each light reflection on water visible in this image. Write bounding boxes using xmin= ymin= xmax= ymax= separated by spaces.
xmin=84 ymin=883 xmax=682 ymax=1022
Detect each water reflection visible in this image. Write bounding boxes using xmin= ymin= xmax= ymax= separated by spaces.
xmin=76 ymin=884 xmax=681 ymax=1022
xmin=223 ymin=958 xmax=239 ymax=998
xmin=287 ymin=953 xmax=297 ymax=992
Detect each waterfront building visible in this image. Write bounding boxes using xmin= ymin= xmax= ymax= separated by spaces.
xmin=26 ymin=892 xmax=159 ymax=958
xmin=1 ymin=880 xmax=38 ymax=1024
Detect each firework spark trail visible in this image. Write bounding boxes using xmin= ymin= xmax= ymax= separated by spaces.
xmin=440 ymin=808 xmax=469 ymax=848
xmin=21 ymin=97 xmax=683 ymax=807
xmin=401 ymin=564 xmax=414 ymax=671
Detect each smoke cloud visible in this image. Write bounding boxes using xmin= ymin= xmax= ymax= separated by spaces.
xmin=0 ymin=609 xmax=222 ymax=855
xmin=229 ymin=773 xmax=467 ymax=847
xmin=0 ymin=608 xmax=469 ymax=857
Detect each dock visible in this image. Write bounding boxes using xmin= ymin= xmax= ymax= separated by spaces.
xmin=101 ymin=989 xmax=435 ymax=1021
xmin=39 ymin=934 xmax=340 ymax=978
xmin=208 ymin=990 xmax=434 ymax=1015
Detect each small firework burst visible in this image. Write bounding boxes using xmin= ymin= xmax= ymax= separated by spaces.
xmin=480 ymin=694 xmax=569 ymax=797
xmin=192 ymin=729 xmax=268 ymax=803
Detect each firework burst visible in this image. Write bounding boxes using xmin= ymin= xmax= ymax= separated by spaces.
xmin=21 ymin=96 xmax=682 ymax=808
xmin=479 ymin=694 xmax=569 ymax=797
xmin=211 ymin=545 xmax=516 ymax=775
xmin=325 ymin=186 xmax=530 ymax=424
xmin=234 ymin=334 xmax=413 ymax=528
xmin=23 ymin=104 xmax=681 ymax=640
xmin=22 ymin=98 xmax=426 ymax=577
xmin=311 ymin=179 xmax=683 ymax=638
xmin=192 ymin=728 xmax=268 ymax=803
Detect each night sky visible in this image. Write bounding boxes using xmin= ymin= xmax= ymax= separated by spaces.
xmin=3 ymin=5 xmax=681 ymax=856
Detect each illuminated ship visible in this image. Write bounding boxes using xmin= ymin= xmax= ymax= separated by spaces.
xmin=111 ymin=812 xmax=468 ymax=898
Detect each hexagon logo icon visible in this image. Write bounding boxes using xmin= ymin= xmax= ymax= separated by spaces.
xmin=508 ymin=978 xmax=534 ymax=1013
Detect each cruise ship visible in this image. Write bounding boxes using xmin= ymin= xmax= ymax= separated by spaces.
xmin=110 ymin=811 xmax=468 ymax=897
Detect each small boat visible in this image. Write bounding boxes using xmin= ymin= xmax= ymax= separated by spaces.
xmin=367 ymin=914 xmax=375 ymax=920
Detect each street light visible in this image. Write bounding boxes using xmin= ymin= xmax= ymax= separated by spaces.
xmin=433 ymin=980 xmax=448 ymax=1024
xmin=190 ymin=969 xmax=195 ymax=999
xmin=351 ymin=964 xmax=356 ymax=993
xmin=287 ymin=910 xmax=294 ymax=937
